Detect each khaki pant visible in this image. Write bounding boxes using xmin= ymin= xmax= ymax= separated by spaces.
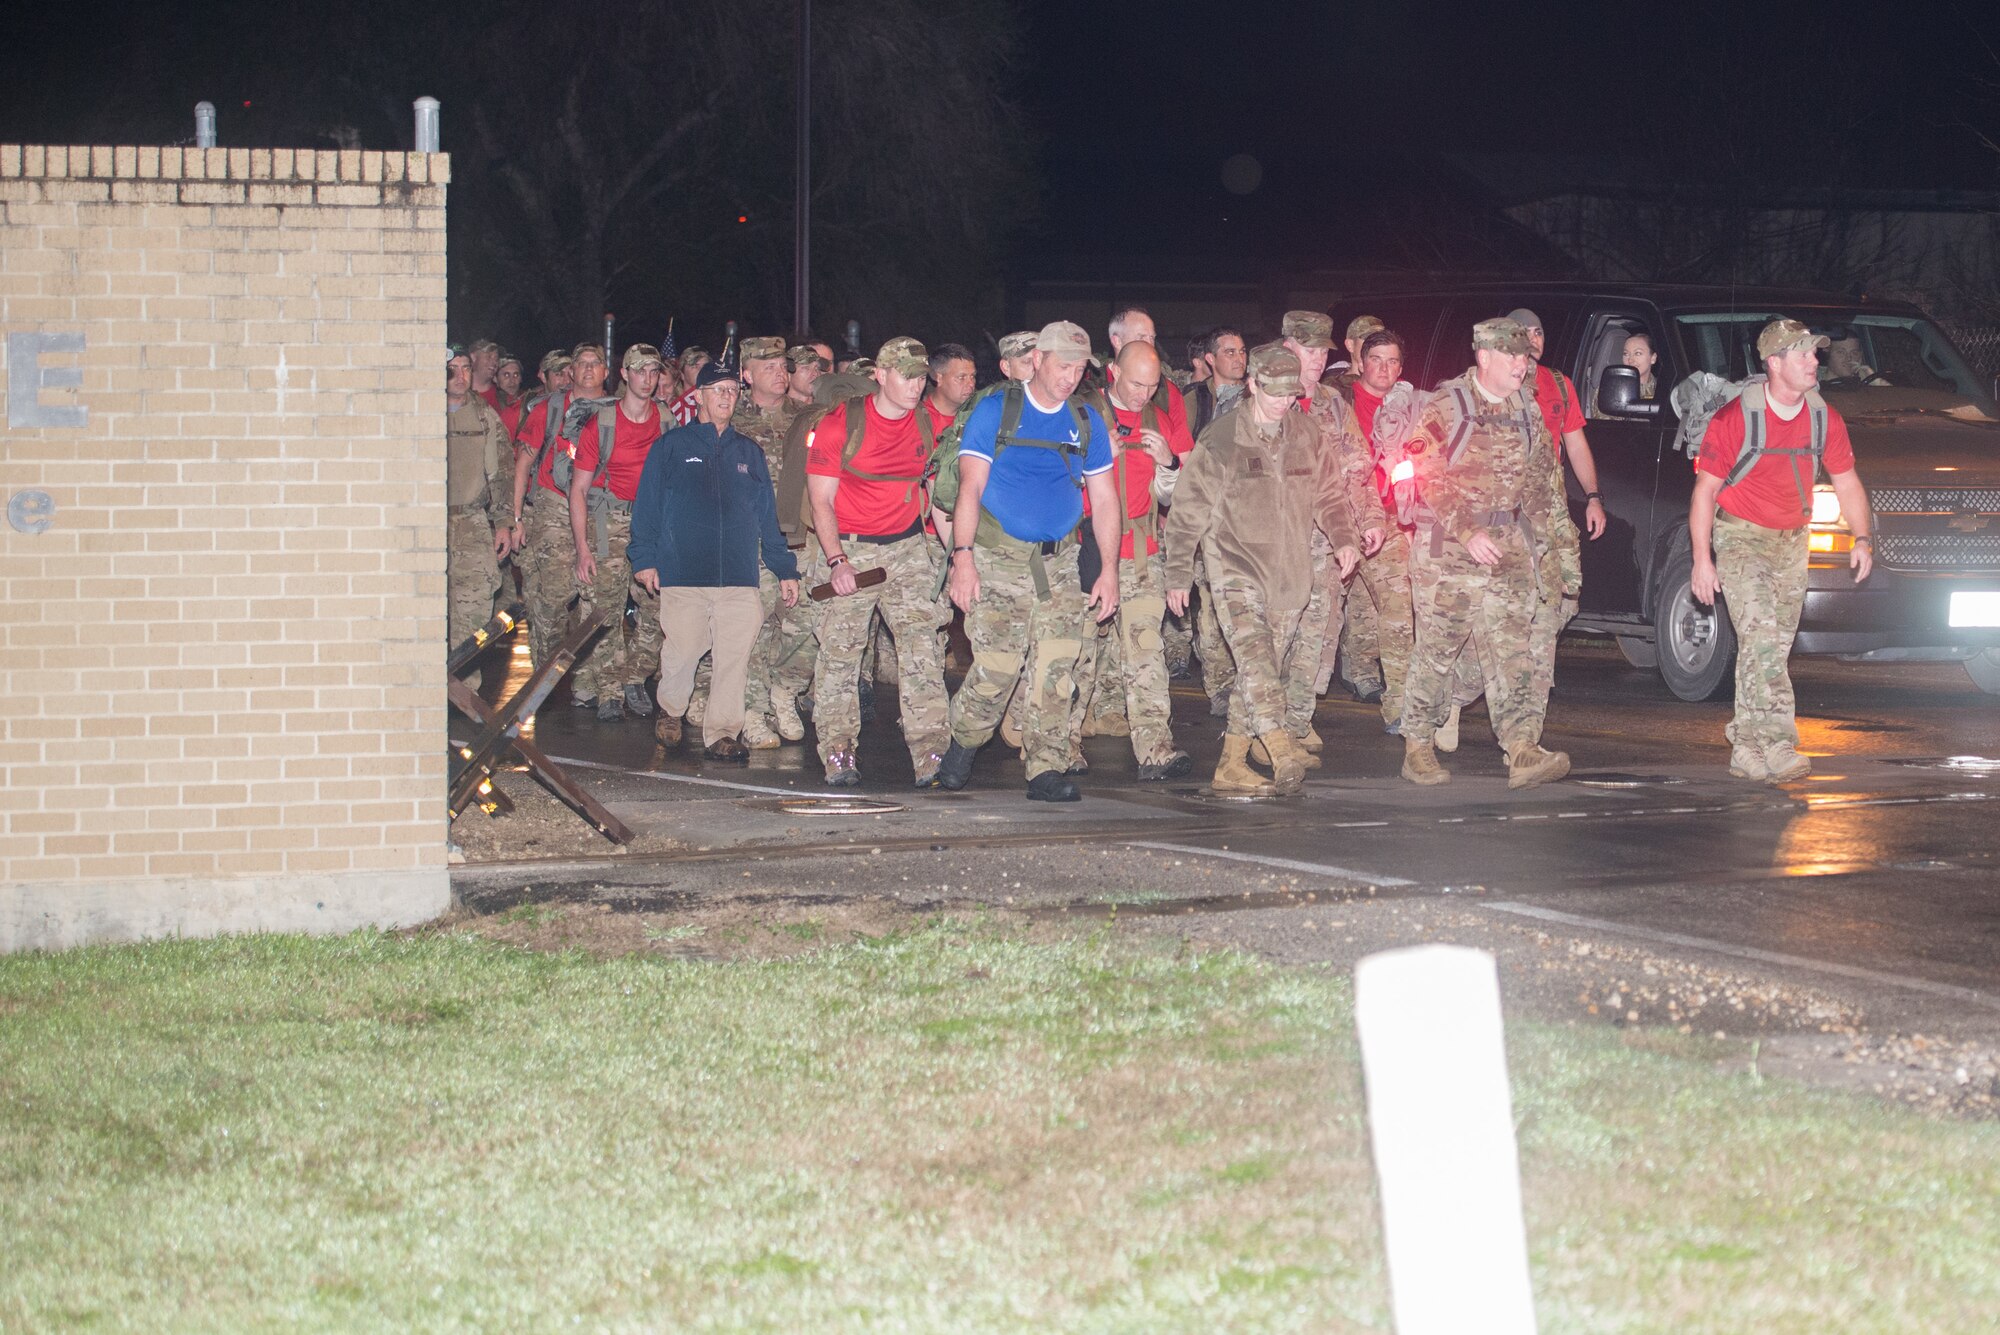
xmin=658 ymin=587 xmax=765 ymax=747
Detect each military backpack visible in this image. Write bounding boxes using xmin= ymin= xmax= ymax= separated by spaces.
xmin=1672 ymin=372 xmax=1829 ymax=514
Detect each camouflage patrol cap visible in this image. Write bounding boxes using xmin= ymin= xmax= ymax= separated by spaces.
xmin=1756 ymin=318 xmax=1831 ymax=361
xmin=570 ymin=341 xmax=607 ymax=363
xmin=876 ymin=336 xmax=930 ymax=378
xmin=997 ymin=330 xmax=1039 ymax=360
xmin=1281 ymin=310 xmax=1335 ymax=349
xmin=678 ymin=345 xmax=711 ymax=369
xmin=538 ymin=349 xmax=573 ymax=378
xmin=1345 ymin=315 xmax=1384 ymax=345
xmin=1248 ymin=341 xmax=1303 ymax=396
xmin=621 ymin=343 xmax=664 ymax=373
xmin=786 ymin=345 xmax=827 ymax=372
xmin=1036 ymin=320 xmax=1100 ymax=365
xmin=741 ymin=336 xmax=786 ymax=363
xmin=1472 ymin=318 xmax=1533 ymax=356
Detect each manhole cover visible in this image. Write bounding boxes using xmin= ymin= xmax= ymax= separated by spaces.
xmin=1881 ymin=756 xmax=2000 ymax=774
xmin=1570 ymin=772 xmax=1692 ymax=789
xmin=738 ymin=796 xmax=908 ymax=816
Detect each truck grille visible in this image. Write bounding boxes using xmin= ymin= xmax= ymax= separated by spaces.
xmin=1872 ymin=486 xmax=2000 ymax=514
xmin=1869 ymin=488 xmax=2000 ymax=572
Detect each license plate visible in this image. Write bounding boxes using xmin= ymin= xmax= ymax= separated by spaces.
xmin=1949 ymin=591 xmax=2000 ymax=628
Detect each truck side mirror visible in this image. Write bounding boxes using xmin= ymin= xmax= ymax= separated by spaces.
xmin=1597 ymin=365 xmax=1661 ymax=420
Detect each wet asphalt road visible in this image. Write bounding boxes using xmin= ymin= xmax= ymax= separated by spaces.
xmin=458 ymin=634 xmax=2000 ymax=1045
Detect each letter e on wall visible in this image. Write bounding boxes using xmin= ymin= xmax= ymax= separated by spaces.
xmin=7 ymin=331 xmax=88 ymax=429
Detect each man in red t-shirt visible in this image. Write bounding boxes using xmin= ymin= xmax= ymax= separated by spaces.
xmin=467 ymin=339 xmax=502 ymax=408
xmin=804 ymin=336 xmax=952 ymax=788
xmin=1067 ymin=340 xmax=1194 ymax=779
xmin=566 ymin=344 xmax=666 ymax=720
xmin=505 ymin=344 xmax=594 ymax=685
xmin=1691 ymin=319 xmax=1872 ymax=782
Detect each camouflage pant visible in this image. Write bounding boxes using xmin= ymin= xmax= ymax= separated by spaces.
xmin=1347 ymin=530 xmax=1415 ymax=723
xmin=1713 ymin=511 xmax=1808 ymax=753
xmin=1068 ymin=549 xmax=1177 ymax=765
xmin=811 ymin=534 xmax=950 ymax=766
xmin=1193 ymin=553 xmax=1236 ymax=703
xmin=446 ymin=510 xmax=501 ymax=651
xmin=518 ymin=496 xmax=577 ymax=683
xmin=1334 ymin=562 xmax=1382 ymax=686
xmin=571 ymin=503 xmax=661 ymax=702
xmin=1528 ymin=538 xmax=1581 ymax=701
xmin=1401 ymin=525 xmax=1545 ymax=752
xmin=1213 ymin=581 xmax=1306 ymax=740
xmin=949 ymin=541 xmax=1089 ymax=780
xmin=1286 ymin=536 xmax=1336 ymax=737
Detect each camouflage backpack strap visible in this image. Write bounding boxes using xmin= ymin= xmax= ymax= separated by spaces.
xmin=835 ymin=397 xmax=928 ymax=505
xmin=1725 ymin=383 xmax=1769 ymax=488
xmin=528 ymin=391 xmax=569 ymax=487
xmin=584 ymin=404 xmax=621 ymax=559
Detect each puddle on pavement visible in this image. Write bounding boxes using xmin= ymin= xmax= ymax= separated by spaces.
xmin=1571 ymin=772 xmax=1693 ymax=789
xmin=736 ymin=796 xmax=910 ymax=816
xmin=1879 ymin=755 xmax=2000 ymax=774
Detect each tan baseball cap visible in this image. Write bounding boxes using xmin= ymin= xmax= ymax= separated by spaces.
xmin=1248 ymin=342 xmax=1303 ymax=395
xmin=1282 ymin=311 xmax=1334 ymax=349
xmin=621 ymin=343 xmax=664 ymax=373
xmin=741 ymin=336 xmax=786 ymax=362
xmin=1505 ymin=307 xmax=1543 ymax=332
xmin=876 ymin=336 xmax=930 ymax=378
xmin=1345 ymin=315 xmax=1384 ymax=344
xmin=1473 ymin=318 xmax=1532 ymax=356
xmin=1757 ymin=318 xmax=1831 ymax=361
xmin=1036 ymin=320 xmax=1099 ymax=365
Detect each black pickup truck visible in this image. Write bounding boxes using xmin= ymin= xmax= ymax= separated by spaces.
xmin=1329 ymin=282 xmax=2000 ymax=700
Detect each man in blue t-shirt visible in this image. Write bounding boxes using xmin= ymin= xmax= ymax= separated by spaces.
xmin=936 ymin=321 xmax=1122 ymax=802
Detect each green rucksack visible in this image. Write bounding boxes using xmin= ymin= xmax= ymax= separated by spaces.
xmin=927 ymin=381 xmax=1092 ymax=513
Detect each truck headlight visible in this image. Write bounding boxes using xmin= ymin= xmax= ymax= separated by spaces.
xmin=1809 ymin=486 xmax=1844 ymax=527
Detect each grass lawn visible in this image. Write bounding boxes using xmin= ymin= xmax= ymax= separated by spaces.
xmin=2 ymin=917 xmax=1996 ymax=1332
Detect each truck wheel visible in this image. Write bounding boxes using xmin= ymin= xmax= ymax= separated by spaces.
xmin=1966 ymin=649 xmax=2000 ymax=695
xmin=1616 ymin=636 xmax=1659 ymax=669
xmin=1655 ymin=549 xmax=1735 ymax=702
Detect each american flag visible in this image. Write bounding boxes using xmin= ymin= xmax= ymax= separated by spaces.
xmin=660 ymin=317 xmax=677 ymax=364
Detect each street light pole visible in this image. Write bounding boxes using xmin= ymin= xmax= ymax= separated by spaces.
xmin=793 ymin=0 xmax=811 ymax=334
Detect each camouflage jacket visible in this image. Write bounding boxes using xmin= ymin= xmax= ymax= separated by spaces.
xmin=1162 ymin=404 xmax=1359 ymax=611
xmin=445 ymin=395 xmax=514 ymax=528
xmin=1300 ymin=384 xmax=1386 ymax=538
xmin=1408 ymin=369 xmax=1564 ymax=552
xmin=730 ymin=396 xmax=799 ymax=489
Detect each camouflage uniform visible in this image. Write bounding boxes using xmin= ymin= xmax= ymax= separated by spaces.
xmin=1712 ymin=510 xmax=1809 ymax=757
xmin=812 ymin=535 xmax=951 ymax=769
xmin=509 ymin=392 xmax=576 ymax=679
xmin=569 ymin=503 xmax=662 ymax=704
xmin=952 ymin=542 xmax=1090 ymax=779
xmin=1068 ymin=548 xmax=1177 ymax=765
xmin=445 ymin=395 xmax=513 ymax=656
xmin=1291 ymin=379 xmax=1384 ymax=735
xmin=1398 ymin=364 xmax=1563 ymax=755
xmin=1162 ymin=384 xmax=1357 ymax=742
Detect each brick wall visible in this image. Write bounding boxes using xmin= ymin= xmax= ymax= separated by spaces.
xmin=0 ymin=144 xmax=451 ymax=951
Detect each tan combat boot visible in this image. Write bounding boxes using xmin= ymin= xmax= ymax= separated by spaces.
xmin=1302 ymin=725 xmax=1324 ymax=754
xmin=771 ymin=692 xmax=806 ymax=743
xmin=1263 ymin=731 xmax=1309 ymax=795
xmin=1728 ymin=746 xmax=1769 ymax=781
xmin=1402 ymin=738 xmax=1450 ymax=786
xmin=1251 ymin=734 xmax=1321 ymax=770
xmin=1211 ymin=735 xmax=1277 ymax=796
xmin=1506 ymin=743 xmax=1571 ymax=790
xmin=1435 ymin=704 xmax=1462 ymax=754
xmin=743 ymin=716 xmax=783 ymax=750
xmin=1763 ymin=744 xmax=1811 ymax=783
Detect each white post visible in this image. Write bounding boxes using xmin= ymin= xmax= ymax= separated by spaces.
xmin=194 ymin=102 xmax=217 ymax=149
xmin=413 ymin=97 xmax=441 ymax=154
xmin=1354 ymin=945 xmax=1537 ymax=1335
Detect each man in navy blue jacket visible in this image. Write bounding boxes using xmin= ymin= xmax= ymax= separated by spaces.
xmin=631 ymin=361 xmax=801 ymax=761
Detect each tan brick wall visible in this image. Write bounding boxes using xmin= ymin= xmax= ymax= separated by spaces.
xmin=0 ymin=143 xmax=451 ymax=949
